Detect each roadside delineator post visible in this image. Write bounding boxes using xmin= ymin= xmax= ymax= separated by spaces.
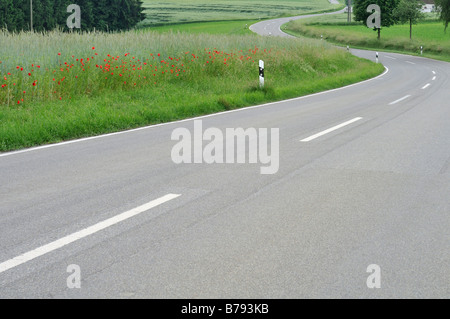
xmin=376 ymin=52 xmax=379 ymax=63
xmin=259 ymin=60 xmax=265 ymax=89
xmin=420 ymin=46 xmax=423 ymax=55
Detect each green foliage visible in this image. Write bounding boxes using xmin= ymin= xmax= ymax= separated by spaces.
xmin=393 ymin=0 xmax=424 ymax=39
xmin=393 ymin=0 xmax=424 ymax=24
xmin=0 ymin=0 xmax=145 ymax=32
xmin=353 ymin=0 xmax=401 ymax=38
xmin=435 ymin=0 xmax=450 ymax=31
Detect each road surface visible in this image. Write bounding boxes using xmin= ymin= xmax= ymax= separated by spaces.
xmin=0 ymin=9 xmax=449 ymax=299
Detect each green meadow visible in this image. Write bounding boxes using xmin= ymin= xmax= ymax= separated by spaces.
xmin=285 ymin=12 xmax=450 ymax=61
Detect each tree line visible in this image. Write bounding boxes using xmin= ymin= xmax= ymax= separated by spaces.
xmin=0 ymin=0 xmax=145 ymax=32
xmin=353 ymin=0 xmax=450 ymax=39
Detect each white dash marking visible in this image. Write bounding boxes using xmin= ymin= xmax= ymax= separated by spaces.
xmin=432 ymin=76 xmax=436 ymax=81
xmin=405 ymin=61 xmax=416 ymax=65
xmin=389 ymin=95 xmax=411 ymax=105
xmin=300 ymin=117 xmax=363 ymax=142
xmin=422 ymin=83 xmax=431 ymax=89
xmin=0 ymin=193 xmax=181 ymax=274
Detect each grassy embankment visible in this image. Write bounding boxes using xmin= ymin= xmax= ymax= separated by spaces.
xmin=284 ymin=13 xmax=450 ymax=62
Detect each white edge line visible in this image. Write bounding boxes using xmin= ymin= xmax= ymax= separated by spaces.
xmin=0 ymin=67 xmax=389 ymax=158
xmin=422 ymin=83 xmax=431 ymax=89
xmin=300 ymin=117 xmax=363 ymax=142
xmin=0 ymin=193 xmax=181 ymax=274
xmin=389 ymin=95 xmax=411 ymax=105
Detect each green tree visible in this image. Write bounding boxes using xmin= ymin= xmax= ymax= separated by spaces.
xmin=393 ymin=0 xmax=424 ymax=39
xmin=0 ymin=0 xmax=145 ymax=32
xmin=354 ymin=0 xmax=401 ymax=39
xmin=0 ymin=0 xmax=25 ymax=31
xmin=435 ymin=0 xmax=450 ymax=31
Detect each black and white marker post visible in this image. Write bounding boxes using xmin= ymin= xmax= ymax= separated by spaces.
xmin=376 ymin=52 xmax=379 ymax=63
xmin=420 ymin=46 xmax=423 ymax=55
xmin=259 ymin=60 xmax=265 ymax=89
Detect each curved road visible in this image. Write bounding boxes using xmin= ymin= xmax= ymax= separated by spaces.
xmin=250 ymin=8 xmax=346 ymax=37
xmin=0 ymin=9 xmax=449 ymax=299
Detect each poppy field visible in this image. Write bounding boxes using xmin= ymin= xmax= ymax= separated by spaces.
xmin=0 ymin=30 xmax=383 ymax=151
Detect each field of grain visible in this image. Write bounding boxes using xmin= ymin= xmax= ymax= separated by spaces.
xmin=141 ymin=0 xmax=341 ymax=26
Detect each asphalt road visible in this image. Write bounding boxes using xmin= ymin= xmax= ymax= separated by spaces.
xmin=250 ymin=8 xmax=346 ymax=37
xmin=0 ymin=10 xmax=449 ymax=299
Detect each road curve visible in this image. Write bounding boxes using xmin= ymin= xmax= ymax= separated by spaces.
xmin=250 ymin=8 xmax=346 ymax=37
xmin=0 ymin=9 xmax=449 ymax=299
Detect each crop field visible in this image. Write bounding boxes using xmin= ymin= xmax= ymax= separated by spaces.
xmin=148 ymin=19 xmax=259 ymax=35
xmin=141 ymin=0 xmax=342 ymax=26
xmin=285 ymin=12 xmax=450 ymax=60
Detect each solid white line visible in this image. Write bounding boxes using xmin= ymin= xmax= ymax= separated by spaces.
xmin=0 ymin=193 xmax=181 ymax=274
xmin=389 ymin=95 xmax=411 ymax=105
xmin=422 ymin=83 xmax=431 ymax=89
xmin=432 ymin=76 xmax=436 ymax=81
xmin=405 ymin=61 xmax=416 ymax=65
xmin=300 ymin=117 xmax=363 ymax=142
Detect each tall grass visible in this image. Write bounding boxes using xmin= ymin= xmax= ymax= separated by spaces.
xmin=0 ymin=29 xmax=383 ymax=151
xmin=0 ymin=29 xmax=359 ymax=106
